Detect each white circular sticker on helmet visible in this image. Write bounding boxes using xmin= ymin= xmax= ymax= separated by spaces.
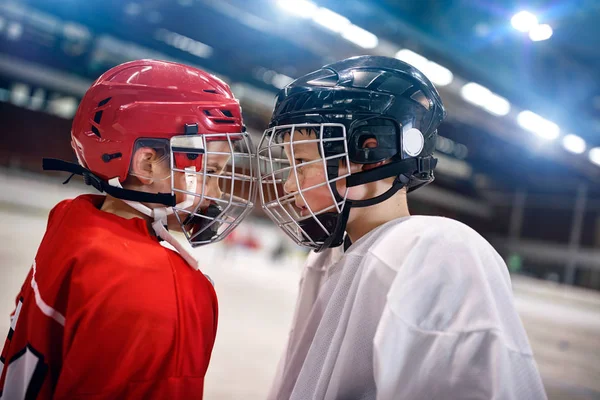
xmin=403 ymin=128 xmax=424 ymax=157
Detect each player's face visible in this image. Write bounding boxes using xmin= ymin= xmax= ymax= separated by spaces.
xmin=282 ymin=129 xmax=339 ymax=217
xmin=152 ymin=140 xmax=230 ymax=212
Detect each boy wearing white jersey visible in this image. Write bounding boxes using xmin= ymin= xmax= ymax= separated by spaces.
xmin=257 ymin=56 xmax=547 ymax=400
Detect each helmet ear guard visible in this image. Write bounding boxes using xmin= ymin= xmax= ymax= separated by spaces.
xmin=346 ymin=117 xmax=400 ymax=164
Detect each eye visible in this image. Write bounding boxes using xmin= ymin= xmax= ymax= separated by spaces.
xmin=294 ymin=158 xmax=305 ymax=165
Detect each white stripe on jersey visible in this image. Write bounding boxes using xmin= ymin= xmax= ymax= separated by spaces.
xmin=9 ymin=300 xmax=23 ymax=332
xmin=31 ymin=260 xmax=66 ymax=326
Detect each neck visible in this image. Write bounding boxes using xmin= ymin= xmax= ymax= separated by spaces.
xmin=100 ymin=195 xmax=153 ymax=227
xmin=345 ymin=188 xmax=410 ymax=243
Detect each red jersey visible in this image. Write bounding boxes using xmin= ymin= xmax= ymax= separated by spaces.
xmin=0 ymin=195 xmax=218 ymax=399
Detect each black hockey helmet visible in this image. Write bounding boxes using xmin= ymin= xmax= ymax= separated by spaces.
xmin=258 ymin=55 xmax=446 ymax=251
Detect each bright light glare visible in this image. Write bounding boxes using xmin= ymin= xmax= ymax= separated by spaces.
xmin=63 ymin=23 xmax=91 ymax=40
xmin=461 ymin=82 xmax=489 ymax=107
xmin=517 ymin=110 xmax=560 ymax=140
xmin=341 ymin=24 xmax=378 ymax=49
xmin=155 ymin=28 xmax=213 ymax=58
xmin=6 ymin=22 xmax=23 ymax=40
xmin=425 ymin=62 xmax=454 ymax=87
xmin=272 ymin=73 xmax=294 ymax=89
xmin=10 ymin=83 xmax=29 ymax=106
xmin=529 ymin=24 xmax=553 ymax=41
xmin=395 ymin=49 xmax=453 ymax=86
xmin=511 ymin=11 xmax=538 ymax=32
xmin=485 ymin=95 xmax=511 ymax=116
xmin=312 ymin=8 xmax=350 ymax=33
xmin=395 ymin=49 xmax=428 ymax=67
xmin=589 ymin=148 xmax=600 ymax=166
xmin=277 ymin=0 xmax=317 ymax=18
xmin=461 ymin=82 xmax=511 ymax=116
xmin=562 ymin=134 xmax=586 ymax=154
xmin=48 ymin=96 xmax=78 ymax=119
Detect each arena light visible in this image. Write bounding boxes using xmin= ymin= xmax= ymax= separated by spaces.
xmin=277 ymin=0 xmax=317 ymax=19
xmin=461 ymin=82 xmax=488 ymax=107
xmin=6 ymin=22 xmax=23 ymax=40
xmin=589 ymin=148 xmax=600 ymax=167
xmin=154 ymin=28 xmax=213 ymax=59
xmin=453 ymin=143 xmax=469 ymax=159
xmin=312 ymin=7 xmax=350 ymax=33
xmin=63 ymin=22 xmax=91 ymax=41
xmin=29 ymin=88 xmax=45 ymax=110
xmin=517 ymin=110 xmax=560 ymax=140
xmin=10 ymin=83 xmax=29 ymax=106
xmin=423 ymin=61 xmax=453 ymax=87
xmin=395 ymin=49 xmax=454 ymax=87
xmin=47 ymin=96 xmax=78 ymax=119
xmin=529 ymin=24 xmax=553 ymax=41
xmin=511 ymin=11 xmax=538 ymax=32
xmin=485 ymin=94 xmax=511 ymax=116
xmin=341 ymin=24 xmax=378 ymax=49
xmin=562 ymin=134 xmax=586 ymax=154
xmin=461 ymin=82 xmax=511 ymax=116
xmin=395 ymin=49 xmax=428 ymax=68
xmin=272 ymin=73 xmax=294 ymax=89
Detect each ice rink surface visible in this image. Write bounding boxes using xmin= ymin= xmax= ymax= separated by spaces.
xmin=1 ymin=203 xmax=599 ymax=400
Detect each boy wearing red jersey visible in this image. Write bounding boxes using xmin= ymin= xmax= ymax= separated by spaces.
xmin=0 ymin=60 xmax=256 ymax=399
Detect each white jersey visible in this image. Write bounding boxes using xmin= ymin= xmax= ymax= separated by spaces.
xmin=268 ymin=216 xmax=547 ymax=400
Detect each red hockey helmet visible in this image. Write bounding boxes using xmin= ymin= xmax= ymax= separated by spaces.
xmin=71 ymin=59 xmax=244 ymax=182
xmin=48 ymin=60 xmax=257 ymax=249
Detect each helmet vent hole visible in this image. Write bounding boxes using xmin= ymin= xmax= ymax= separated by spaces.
xmin=91 ymin=126 xmax=101 ymax=137
xmin=203 ymin=89 xmax=218 ymax=94
xmin=93 ymin=110 xmax=103 ymax=124
xmin=221 ymin=109 xmax=234 ymax=117
xmin=97 ymin=97 xmax=112 ymax=107
xmin=410 ymin=90 xmax=431 ymax=110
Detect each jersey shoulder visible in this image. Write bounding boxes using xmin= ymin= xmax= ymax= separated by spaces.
xmin=45 ymin=197 xmax=75 ymax=230
xmin=369 ymin=215 xmax=496 ymax=265
xmin=371 ymin=216 xmax=523 ymax=338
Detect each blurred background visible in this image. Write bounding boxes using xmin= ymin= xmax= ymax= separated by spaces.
xmin=0 ymin=0 xmax=599 ymax=398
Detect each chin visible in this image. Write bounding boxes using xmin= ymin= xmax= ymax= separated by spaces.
xmin=166 ymin=221 xmax=184 ymax=232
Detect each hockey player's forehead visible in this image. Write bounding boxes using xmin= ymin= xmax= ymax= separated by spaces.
xmin=206 ymin=140 xmax=230 ymax=152
xmin=281 ymin=128 xmax=320 ymax=154
xmin=280 ymin=127 xmax=318 ymax=142
xmin=206 ymin=140 xmax=231 ymax=169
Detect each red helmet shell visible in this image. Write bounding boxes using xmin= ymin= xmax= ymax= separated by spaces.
xmin=71 ymin=59 xmax=243 ymax=182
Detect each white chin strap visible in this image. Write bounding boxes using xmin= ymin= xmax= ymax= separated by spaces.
xmin=108 ymin=173 xmax=199 ymax=271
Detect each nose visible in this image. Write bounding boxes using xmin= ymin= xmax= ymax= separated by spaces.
xmin=204 ymin=177 xmax=222 ymax=200
xmin=284 ymin=168 xmax=299 ymax=195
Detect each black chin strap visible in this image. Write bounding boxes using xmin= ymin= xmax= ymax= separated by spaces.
xmin=346 ymin=156 xmax=436 ymax=187
xmin=42 ymin=158 xmax=176 ymax=207
xmin=347 ymin=180 xmax=406 ymax=208
xmin=316 ymin=205 xmax=350 ymax=252
xmin=313 ymin=156 xmax=436 ymax=252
